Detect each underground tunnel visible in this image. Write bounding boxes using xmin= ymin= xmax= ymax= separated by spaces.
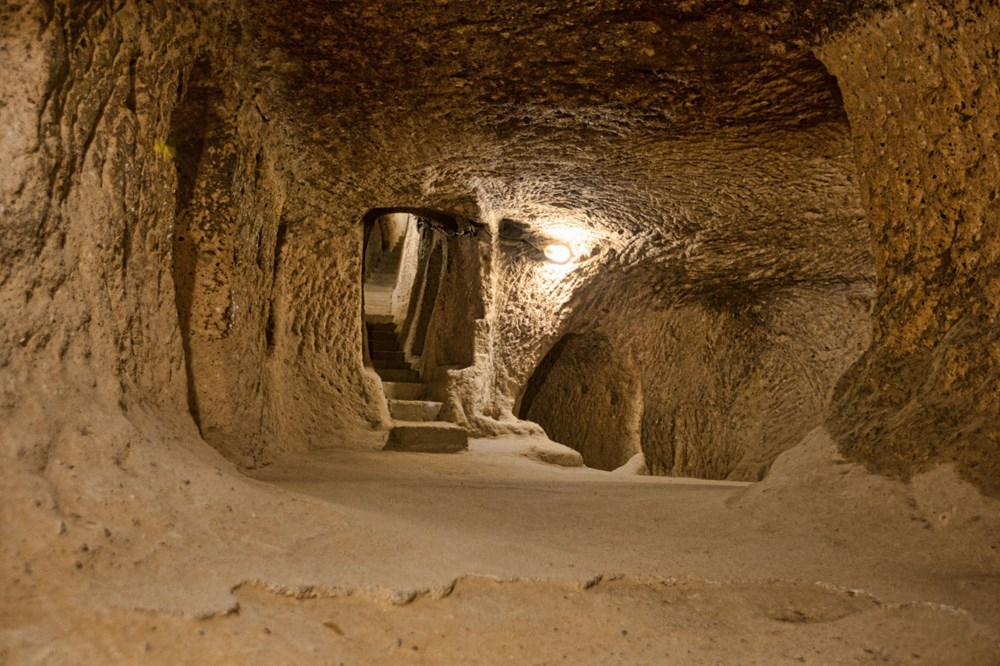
xmin=2 ymin=0 xmax=999 ymax=662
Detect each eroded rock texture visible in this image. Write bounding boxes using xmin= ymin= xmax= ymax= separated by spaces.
xmin=821 ymin=0 xmax=1000 ymax=495
xmin=1 ymin=1 xmax=229 ymax=470
xmin=0 ymin=0 xmax=996 ymax=493
xmin=524 ymin=286 xmax=871 ymax=479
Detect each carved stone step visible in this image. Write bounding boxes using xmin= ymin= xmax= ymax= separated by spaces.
xmin=384 ymin=422 xmax=468 ymax=454
xmin=388 ymin=399 xmax=442 ymax=422
xmin=373 ymin=359 xmax=412 ymax=370
xmin=377 ymin=368 xmax=420 ymax=383
xmin=382 ymin=382 xmax=426 ymax=400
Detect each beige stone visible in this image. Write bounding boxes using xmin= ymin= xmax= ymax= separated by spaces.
xmin=1 ymin=0 xmax=998 ymax=661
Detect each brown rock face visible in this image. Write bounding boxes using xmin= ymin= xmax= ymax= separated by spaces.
xmin=0 ymin=0 xmax=995 ymax=492
xmin=522 ymin=286 xmax=872 ymax=479
xmin=169 ymin=54 xmax=287 ymax=465
xmin=820 ymin=0 xmax=1000 ymax=495
xmin=4 ymin=0 xmax=1000 ymax=660
xmin=1 ymin=1 xmax=221 ymax=468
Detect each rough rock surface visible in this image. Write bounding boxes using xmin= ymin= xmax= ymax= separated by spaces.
xmin=2 ymin=0 xmax=999 ymax=660
xmin=523 ymin=286 xmax=871 ymax=479
xmin=820 ymin=0 xmax=1000 ymax=496
xmin=1 ymin=0 xmax=884 ymax=480
xmin=230 ymin=0 xmax=884 ymax=482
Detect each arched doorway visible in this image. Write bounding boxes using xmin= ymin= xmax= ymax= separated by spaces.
xmin=360 ymin=207 xmax=484 ymax=398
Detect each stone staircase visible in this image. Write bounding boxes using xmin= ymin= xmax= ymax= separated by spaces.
xmin=364 ymin=241 xmax=467 ymax=454
xmin=363 ymin=244 xmax=402 ymax=319
xmin=367 ymin=322 xmax=420 ymax=383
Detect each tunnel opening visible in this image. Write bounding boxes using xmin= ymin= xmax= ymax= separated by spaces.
xmin=360 ymin=207 xmax=484 ymax=410
xmin=362 ymin=211 xmax=421 ymax=385
xmin=517 ymin=333 xmax=574 ymax=422
xmin=507 ymin=50 xmax=875 ymax=481
xmin=519 ymin=332 xmax=643 ymax=471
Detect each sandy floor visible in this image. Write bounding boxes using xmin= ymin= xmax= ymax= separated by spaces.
xmin=4 ymin=429 xmax=999 ymax=664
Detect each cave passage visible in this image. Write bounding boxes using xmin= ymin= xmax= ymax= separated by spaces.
xmin=360 ymin=207 xmax=485 ymax=453
xmin=362 ymin=211 xmax=420 ymax=384
xmin=3 ymin=0 xmax=999 ymax=661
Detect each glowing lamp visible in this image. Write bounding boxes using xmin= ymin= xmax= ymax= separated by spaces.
xmin=543 ymin=243 xmax=572 ymax=264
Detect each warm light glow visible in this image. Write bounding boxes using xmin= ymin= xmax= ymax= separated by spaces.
xmin=544 ymin=225 xmax=594 ymax=245
xmin=537 ymin=221 xmax=598 ymax=264
xmin=543 ymin=243 xmax=572 ymax=264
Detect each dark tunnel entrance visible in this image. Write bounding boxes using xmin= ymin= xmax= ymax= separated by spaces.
xmin=519 ymin=333 xmax=643 ymax=471
xmin=360 ymin=207 xmax=485 ymax=402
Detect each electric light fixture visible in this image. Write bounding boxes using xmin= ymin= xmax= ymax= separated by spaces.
xmin=543 ymin=243 xmax=572 ymax=264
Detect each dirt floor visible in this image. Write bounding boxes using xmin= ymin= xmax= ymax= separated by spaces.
xmin=3 ymin=430 xmax=999 ymax=664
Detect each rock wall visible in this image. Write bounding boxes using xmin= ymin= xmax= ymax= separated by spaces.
xmin=643 ymin=289 xmax=872 ymax=480
xmin=819 ymin=0 xmax=1000 ymax=496
xmin=1 ymin=1 xmax=229 ymax=469
xmin=169 ymin=53 xmax=287 ymax=466
xmin=3 ymin=0 xmax=994 ymax=493
xmin=0 ymin=0 xmax=391 ymax=475
xmin=523 ymin=286 xmax=871 ymax=479
xmin=521 ymin=332 xmax=643 ymax=470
